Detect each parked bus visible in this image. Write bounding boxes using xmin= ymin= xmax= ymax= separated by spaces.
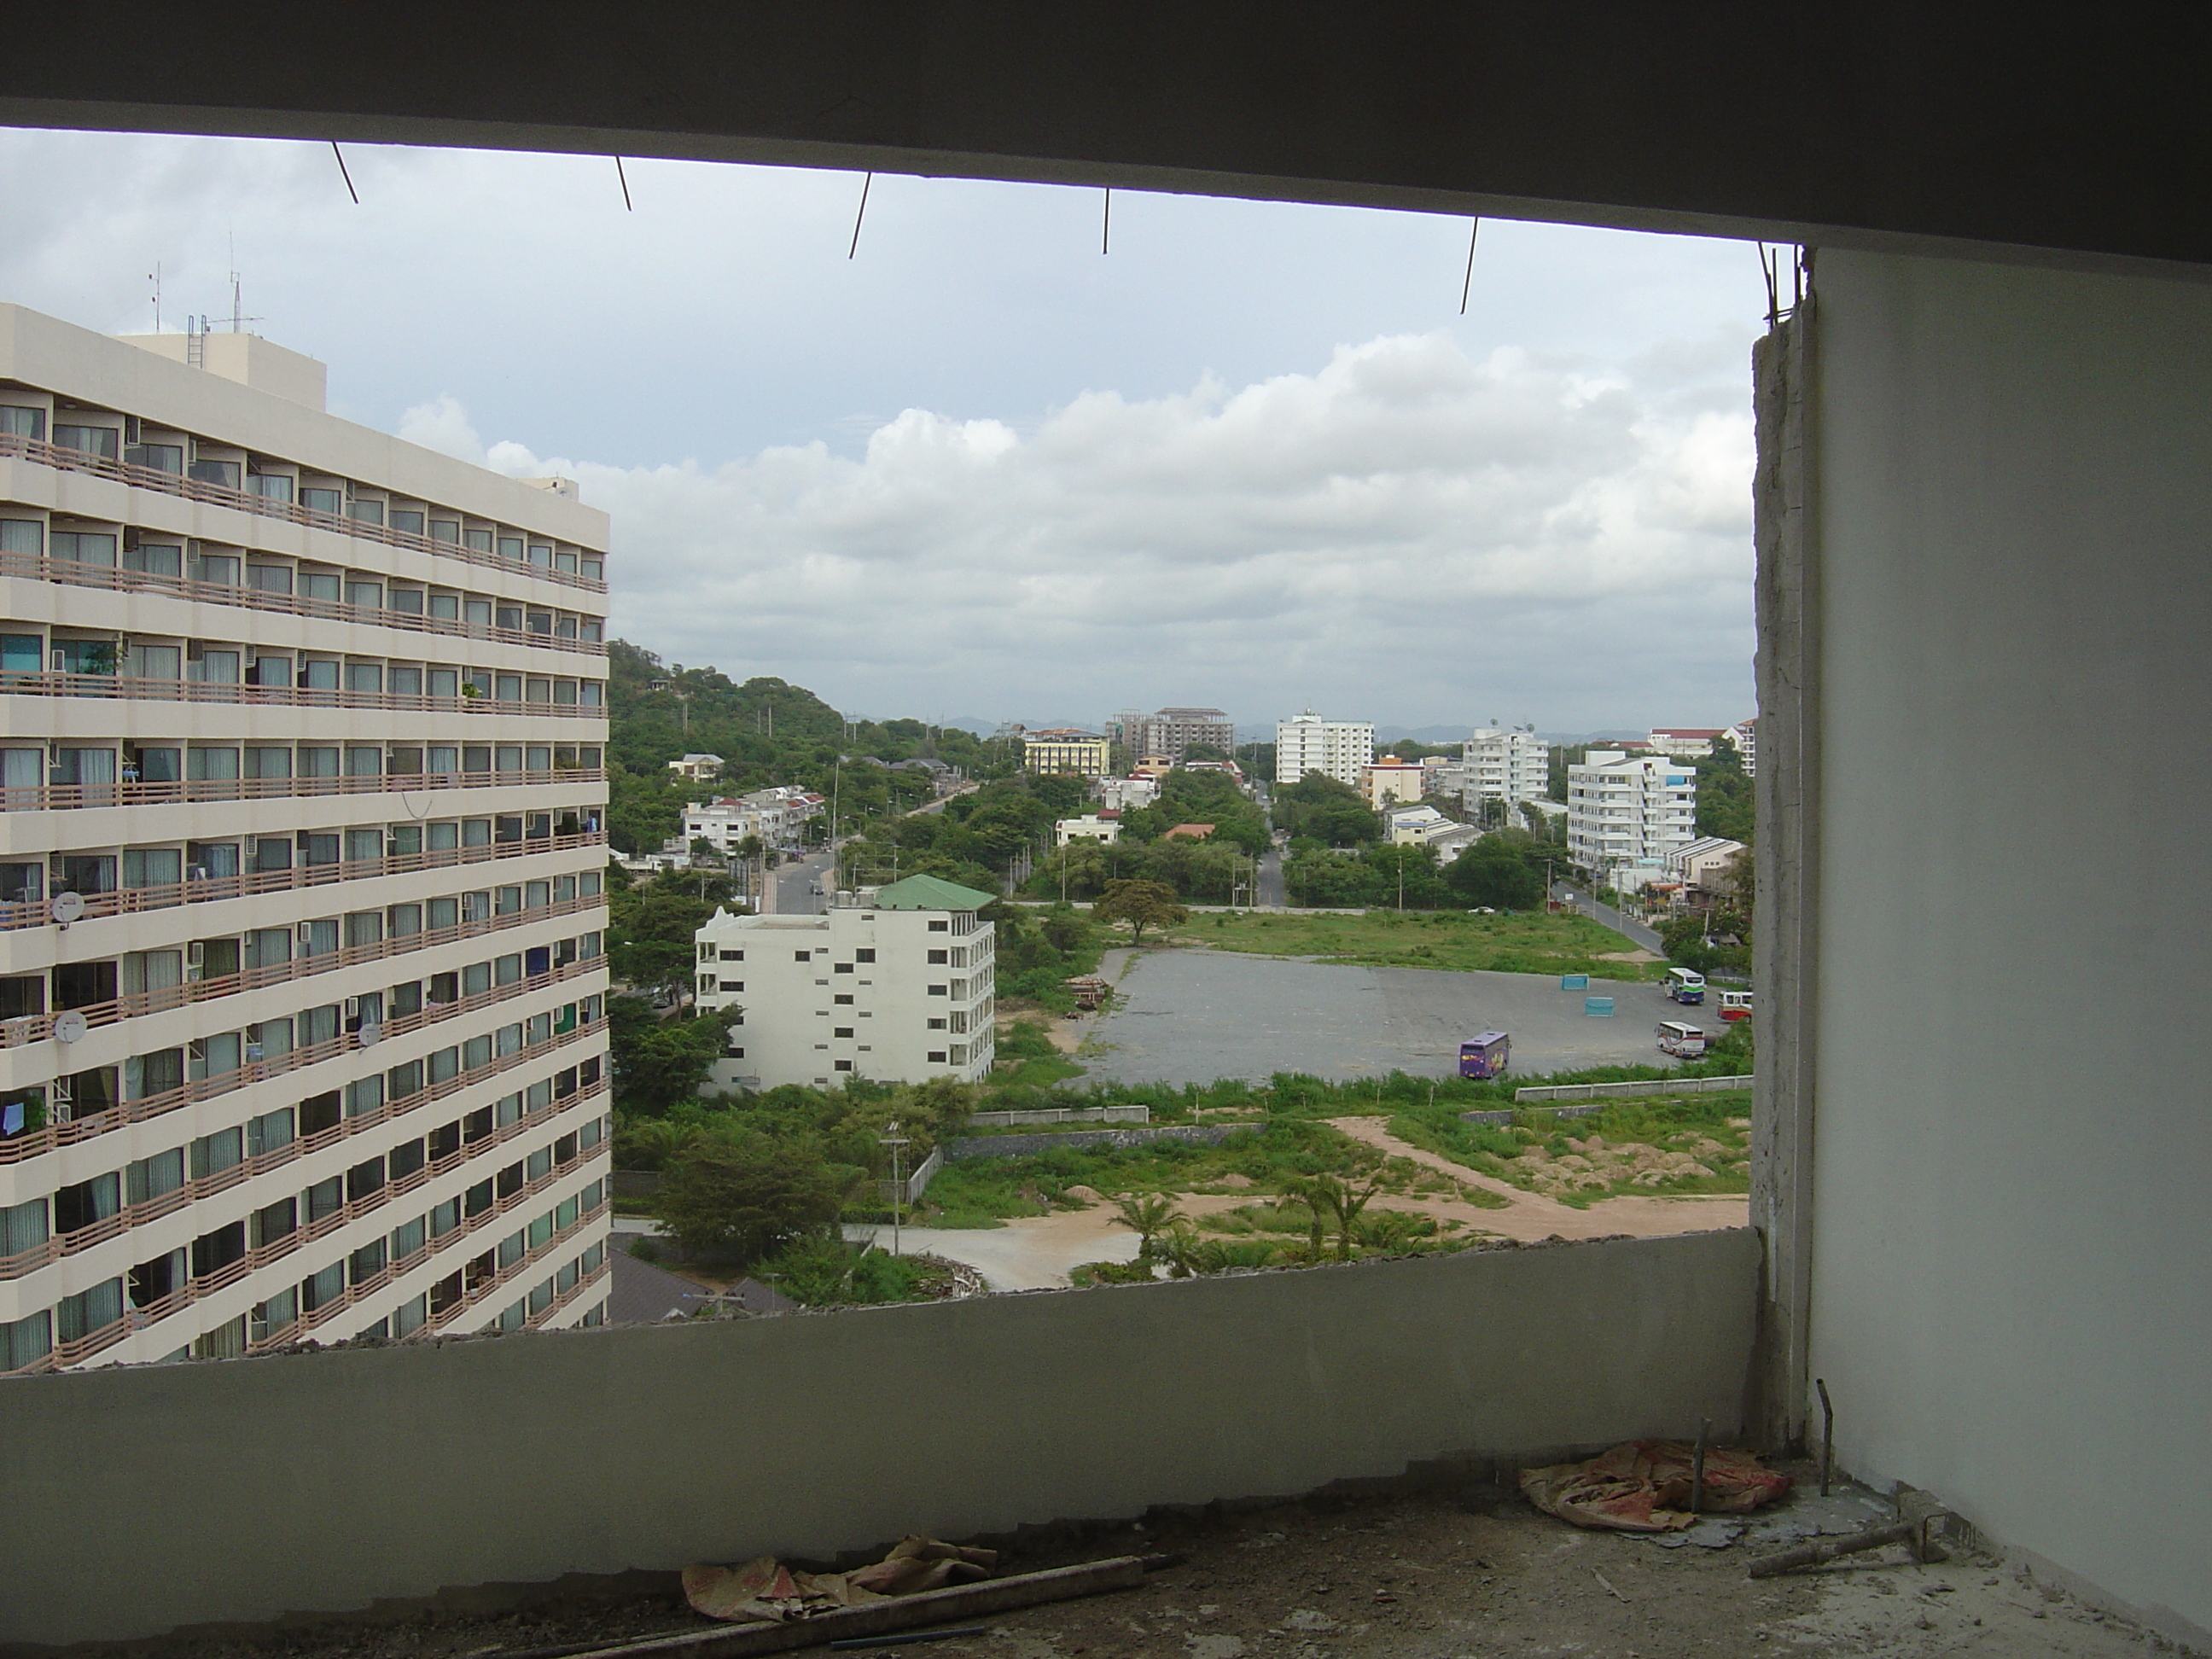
xmin=1458 ymin=1031 xmax=1511 ymax=1080
xmin=1716 ymin=989 xmax=1754 ymax=1022
xmin=1657 ymin=1020 xmax=1709 ymax=1058
xmin=1662 ymin=967 xmax=1706 ymax=1004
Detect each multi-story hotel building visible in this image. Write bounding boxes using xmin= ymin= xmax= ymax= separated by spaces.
xmin=695 ymin=874 xmax=997 ymax=1091
xmin=1464 ymin=725 xmax=1551 ymax=807
xmin=1274 ymin=711 xmax=1375 ymax=789
xmin=1565 ymin=750 xmax=1699 ymax=884
xmin=0 ymin=305 xmax=613 ymax=1374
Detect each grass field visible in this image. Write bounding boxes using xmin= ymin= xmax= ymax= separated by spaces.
xmin=1165 ymin=907 xmax=1668 ymax=980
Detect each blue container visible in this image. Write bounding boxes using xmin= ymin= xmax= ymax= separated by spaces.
xmin=1585 ymin=996 xmax=1615 ymax=1017
xmin=1560 ymin=973 xmax=1590 ymax=990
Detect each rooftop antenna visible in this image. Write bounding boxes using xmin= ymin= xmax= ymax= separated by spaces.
xmin=226 ymin=242 xmax=263 ymax=335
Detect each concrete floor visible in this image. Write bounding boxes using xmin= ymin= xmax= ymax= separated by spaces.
xmin=187 ymin=1472 xmax=2178 ymax=1659
xmin=1080 ymin=951 xmax=1688 ymax=1086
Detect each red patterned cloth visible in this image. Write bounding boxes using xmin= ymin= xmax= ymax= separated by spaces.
xmin=1520 ymin=1440 xmax=1792 ymax=1532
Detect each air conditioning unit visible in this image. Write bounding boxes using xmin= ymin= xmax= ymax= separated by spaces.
xmin=298 ymin=923 xmax=317 ymax=944
xmin=186 ymin=941 xmax=206 ymax=967
xmin=343 ymin=997 xmax=360 ymax=1020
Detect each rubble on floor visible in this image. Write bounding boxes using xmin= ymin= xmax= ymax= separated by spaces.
xmin=132 ymin=1468 xmax=2186 ymax=1659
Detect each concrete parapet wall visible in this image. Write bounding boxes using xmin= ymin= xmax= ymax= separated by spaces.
xmin=0 ymin=1229 xmax=1757 ymax=1647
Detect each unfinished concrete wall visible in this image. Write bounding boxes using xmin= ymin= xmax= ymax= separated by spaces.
xmin=1807 ymin=251 xmax=2212 ymax=1647
xmin=0 ymin=1230 xmax=1755 ymax=1646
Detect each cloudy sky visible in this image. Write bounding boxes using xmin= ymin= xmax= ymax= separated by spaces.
xmin=0 ymin=129 xmax=1765 ymax=732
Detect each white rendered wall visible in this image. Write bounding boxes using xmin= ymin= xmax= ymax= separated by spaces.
xmin=1808 ymin=251 xmax=2212 ymax=1644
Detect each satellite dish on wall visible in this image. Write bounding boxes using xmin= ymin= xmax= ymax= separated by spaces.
xmin=54 ymin=1010 xmax=88 ymax=1044
xmin=51 ymin=891 xmax=84 ymax=926
xmin=356 ymin=1022 xmax=381 ymax=1048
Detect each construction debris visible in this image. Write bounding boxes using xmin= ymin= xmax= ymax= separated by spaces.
xmin=684 ymin=1539 xmax=998 ymax=1623
xmin=591 ymin=1557 xmax=1152 ymax=1659
xmin=1748 ymin=1487 xmax=1953 ymax=1579
xmin=1520 ymin=1440 xmax=1792 ymax=1532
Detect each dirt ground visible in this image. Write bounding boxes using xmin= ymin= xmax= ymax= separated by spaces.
xmin=1327 ymin=1117 xmax=1749 ymax=1243
xmin=141 ymin=1472 xmax=2184 ymax=1659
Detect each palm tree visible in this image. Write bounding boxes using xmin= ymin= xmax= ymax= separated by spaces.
xmin=1109 ymin=1191 xmax=1183 ymax=1262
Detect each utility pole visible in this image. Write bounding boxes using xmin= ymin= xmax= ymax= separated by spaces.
xmin=879 ymin=1119 xmax=911 ymax=1258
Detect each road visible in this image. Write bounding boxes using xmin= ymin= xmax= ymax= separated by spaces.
xmin=1554 ymin=882 xmax=1663 ymax=952
xmin=1255 ymin=848 xmax=1287 ymax=908
xmin=765 ymin=848 xmax=835 ymax=915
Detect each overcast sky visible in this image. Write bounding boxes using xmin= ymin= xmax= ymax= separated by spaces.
xmin=0 ymin=128 xmax=1765 ymax=732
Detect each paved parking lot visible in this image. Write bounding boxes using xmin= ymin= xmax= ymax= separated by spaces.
xmin=1081 ymin=949 xmax=1685 ymax=1086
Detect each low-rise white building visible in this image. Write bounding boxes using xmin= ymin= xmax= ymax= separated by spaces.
xmin=1464 ymin=726 xmax=1551 ymax=806
xmin=1667 ymin=835 xmax=1747 ymax=890
xmin=1095 ymin=776 xmax=1160 ymax=812
xmin=1055 ymin=814 xmax=1121 ymax=846
xmin=1566 ymin=751 xmax=1699 ymax=877
xmin=694 ymin=874 xmax=997 ymax=1091
xmin=1275 ymin=711 xmax=1374 ymax=789
xmin=1385 ymin=805 xmax=1455 ymax=844
xmin=1647 ymin=728 xmax=1728 ymax=759
xmin=667 ymin=753 xmax=725 ymax=780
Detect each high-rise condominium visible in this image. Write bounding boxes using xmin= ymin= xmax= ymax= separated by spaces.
xmin=0 ymin=305 xmax=613 ymax=1374
xmin=1274 ymin=712 xmax=1375 ymax=789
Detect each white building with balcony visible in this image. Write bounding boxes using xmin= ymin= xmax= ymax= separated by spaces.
xmin=1464 ymin=726 xmax=1551 ymax=806
xmin=695 ymin=874 xmax=997 ymax=1091
xmin=0 ymin=304 xmax=614 ymax=1376
xmin=1274 ymin=712 xmax=1374 ymax=789
xmin=1565 ymin=751 xmax=1700 ymax=880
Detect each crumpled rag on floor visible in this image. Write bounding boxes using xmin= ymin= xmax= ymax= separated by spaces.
xmin=1520 ymin=1440 xmax=1792 ymax=1532
xmin=684 ymin=1534 xmax=1000 ymax=1622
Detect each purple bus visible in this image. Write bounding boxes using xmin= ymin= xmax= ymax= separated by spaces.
xmin=1458 ymin=1031 xmax=1511 ymax=1080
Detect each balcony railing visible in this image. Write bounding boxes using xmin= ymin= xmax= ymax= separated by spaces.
xmin=0 ymin=981 xmax=608 ymax=1167
xmin=0 ymin=890 xmax=605 ymax=1050
xmin=0 ymin=828 xmax=606 ymax=934
xmin=0 ymin=550 xmax=608 ymax=655
xmin=1 ymin=1072 xmax=609 ymax=1285
xmin=0 ymin=667 xmax=608 ymax=719
xmin=17 ymin=1167 xmax=613 ymax=1374
xmin=0 ymin=430 xmax=607 ymax=594
xmin=0 ymin=765 xmax=603 ymax=813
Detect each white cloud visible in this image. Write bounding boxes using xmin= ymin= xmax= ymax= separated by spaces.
xmin=397 ymin=395 xmax=486 ymax=464
xmin=477 ymin=330 xmax=1755 ymax=728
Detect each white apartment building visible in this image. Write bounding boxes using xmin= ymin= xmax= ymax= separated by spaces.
xmin=0 ymin=306 xmax=613 ymax=1376
xmin=1274 ymin=712 xmax=1374 ymax=789
xmin=1464 ymin=726 xmax=1551 ymax=806
xmin=695 ymin=874 xmax=997 ymax=1091
xmin=1729 ymin=718 xmax=1757 ymax=777
xmin=667 ymin=753 xmax=724 ymax=781
xmin=1565 ymin=751 xmax=1700 ymax=879
xmin=678 ymin=787 xmax=822 ymax=857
